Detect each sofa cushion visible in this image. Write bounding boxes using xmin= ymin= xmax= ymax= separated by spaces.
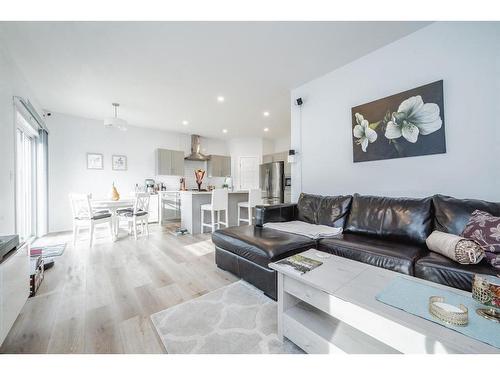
xmin=432 ymin=194 xmax=500 ymax=235
xmin=414 ymin=252 xmax=499 ymax=292
xmin=296 ymin=193 xmax=352 ymax=227
xmin=345 ymin=194 xmax=433 ymax=245
xmin=317 ymin=195 xmax=353 ymax=228
xmin=318 ymin=233 xmax=428 ymax=275
xmin=296 ymin=193 xmax=321 ymax=223
xmin=212 ymin=225 xmax=316 ymax=268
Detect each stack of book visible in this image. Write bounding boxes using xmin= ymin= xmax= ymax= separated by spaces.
xmin=30 ymin=256 xmax=44 ymax=297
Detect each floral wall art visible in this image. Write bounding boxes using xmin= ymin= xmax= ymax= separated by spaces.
xmin=351 ymin=80 xmax=445 ymax=163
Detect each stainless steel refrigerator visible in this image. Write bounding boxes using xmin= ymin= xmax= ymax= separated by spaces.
xmin=259 ymin=161 xmax=284 ymax=205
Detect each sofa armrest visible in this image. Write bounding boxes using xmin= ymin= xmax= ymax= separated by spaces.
xmin=255 ymin=204 xmax=298 ymax=227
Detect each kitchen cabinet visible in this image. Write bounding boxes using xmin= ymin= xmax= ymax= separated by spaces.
xmin=160 ymin=192 xmax=181 ymax=222
xmin=208 ymin=155 xmax=231 ymax=177
xmin=263 ymin=152 xmax=291 ymax=175
xmin=262 ymin=154 xmax=273 ymax=163
xmin=156 ymin=149 xmax=185 ymax=176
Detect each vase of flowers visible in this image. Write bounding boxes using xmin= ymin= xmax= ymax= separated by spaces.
xmin=194 ymin=169 xmax=205 ymax=191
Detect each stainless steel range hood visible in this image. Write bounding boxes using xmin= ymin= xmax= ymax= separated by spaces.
xmin=184 ymin=134 xmax=209 ymax=161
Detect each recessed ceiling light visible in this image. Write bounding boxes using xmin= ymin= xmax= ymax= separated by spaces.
xmin=264 ymin=128 xmax=269 ymax=132
xmin=263 ymin=111 xmax=270 ymax=117
xmin=222 ymin=129 xmax=228 ymax=133
xmin=182 ymin=120 xmax=189 ymax=125
xmin=217 ymin=96 xmax=225 ymax=103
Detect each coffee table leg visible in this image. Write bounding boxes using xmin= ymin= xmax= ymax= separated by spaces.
xmin=277 ymin=273 xmax=284 ymax=342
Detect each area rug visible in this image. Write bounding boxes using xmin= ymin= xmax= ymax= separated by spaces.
xmin=151 ymin=280 xmax=304 ymax=354
xmin=30 ymin=243 xmax=66 ymax=258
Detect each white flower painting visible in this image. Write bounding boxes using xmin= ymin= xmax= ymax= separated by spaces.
xmin=384 ymin=95 xmax=442 ymax=143
xmin=353 ymin=113 xmax=377 ymax=152
xmin=351 ymin=80 xmax=446 ymax=162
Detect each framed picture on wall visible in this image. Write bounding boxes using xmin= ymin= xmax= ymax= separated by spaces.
xmin=351 ymin=80 xmax=446 ymax=163
xmin=112 ymin=155 xmax=127 ymax=171
xmin=87 ymin=153 xmax=103 ymax=169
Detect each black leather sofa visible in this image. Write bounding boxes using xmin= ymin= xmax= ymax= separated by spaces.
xmin=212 ymin=193 xmax=500 ymax=300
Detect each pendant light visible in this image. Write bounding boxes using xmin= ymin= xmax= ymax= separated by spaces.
xmin=104 ymin=102 xmax=128 ymax=131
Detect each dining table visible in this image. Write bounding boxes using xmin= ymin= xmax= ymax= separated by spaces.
xmin=91 ymin=198 xmax=135 ymax=236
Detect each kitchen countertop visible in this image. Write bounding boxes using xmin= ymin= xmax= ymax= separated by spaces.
xmin=179 ymin=190 xmax=248 ymax=195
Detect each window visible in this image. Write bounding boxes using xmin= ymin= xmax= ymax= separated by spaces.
xmin=15 ymin=111 xmax=38 ymax=241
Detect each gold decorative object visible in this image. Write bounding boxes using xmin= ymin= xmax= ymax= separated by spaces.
xmin=111 ymin=182 xmax=120 ymax=201
xmin=472 ymin=274 xmax=500 ymax=323
xmin=428 ymin=296 xmax=469 ymax=326
xmin=194 ymin=169 xmax=205 ymax=191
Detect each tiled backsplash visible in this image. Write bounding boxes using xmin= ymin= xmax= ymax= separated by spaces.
xmin=155 ymin=160 xmax=227 ymax=191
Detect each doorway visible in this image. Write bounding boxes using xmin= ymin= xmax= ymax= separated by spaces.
xmin=238 ymin=156 xmax=259 ymax=190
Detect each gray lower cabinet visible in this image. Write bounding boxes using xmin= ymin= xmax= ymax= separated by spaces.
xmin=208 ymin=155 xmax=231 ymax=177
xmin=156 ymin=149 xmax=185 ymax=176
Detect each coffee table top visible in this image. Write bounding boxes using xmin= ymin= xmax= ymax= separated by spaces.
xmin=270 ymin=249 xmax=500 ymax=354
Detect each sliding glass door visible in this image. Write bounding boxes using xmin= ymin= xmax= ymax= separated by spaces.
xmin=15 ymin=114 xmax=37 ymax=241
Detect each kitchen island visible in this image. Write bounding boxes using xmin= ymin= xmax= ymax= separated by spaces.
xmin=180 ymin=190 xmax=249 ymax=234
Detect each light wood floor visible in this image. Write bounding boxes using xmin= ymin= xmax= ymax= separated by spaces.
xmin=0 ymin=223 xmax=238 ymax=354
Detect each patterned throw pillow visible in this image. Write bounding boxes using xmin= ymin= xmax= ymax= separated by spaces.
xmin=461 ymin=210 xmax=500 ymax=269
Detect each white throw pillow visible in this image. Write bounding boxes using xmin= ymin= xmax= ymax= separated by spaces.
xmin=426 ymin=230 xmax=484 ymax=265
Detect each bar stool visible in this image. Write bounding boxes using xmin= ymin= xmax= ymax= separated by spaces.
xmin=201 ymin=189 xmax=228 ymax=233
xmin=238 ymin=189 xmax=262 ymax=225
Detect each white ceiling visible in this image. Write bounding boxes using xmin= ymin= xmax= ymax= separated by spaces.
xmin=0 ymin=21 xmax=429 ymax=140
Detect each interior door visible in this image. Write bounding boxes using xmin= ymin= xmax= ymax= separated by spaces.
xmin=239 ymin=156 xmax=259 ymax=190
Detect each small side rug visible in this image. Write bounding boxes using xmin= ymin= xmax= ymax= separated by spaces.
xmin=151 ymin=280 xmax=304 ymax=354
xmin=30 ymin=243 xmax=66 ymax=258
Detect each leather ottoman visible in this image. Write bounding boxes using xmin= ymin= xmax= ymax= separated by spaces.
xmin=212 ymin=225 xmax=316 ymax=300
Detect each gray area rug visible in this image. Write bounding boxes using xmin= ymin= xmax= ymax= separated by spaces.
xmin=151 ymin=280 xmax=304 ymax=354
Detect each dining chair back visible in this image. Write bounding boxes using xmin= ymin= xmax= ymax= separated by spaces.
xmin=134 ymin=192 xmax=151 ymax=214
xmin=116 ymin=193 xmax=151 ymax=240
xmin=69 ymin=193 xmax=114 ymax=247
xmin=69 ymin=193 xmax=92 ymax=220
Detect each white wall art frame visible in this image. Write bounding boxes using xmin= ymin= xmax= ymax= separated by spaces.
xmin=87 ymin=153 xmax=103 ymax=170
xmin=112 ymin=154 xmax=127 ymax=171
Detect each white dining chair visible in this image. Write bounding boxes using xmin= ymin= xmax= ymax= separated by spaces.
xmin=201 ymin=189 xmax=228 ymax=233
xmin=116 ymin=193 xmax=150 ymax=240
xmin=238 ymin=189 xmax=263 ymax=225
xmin=69 ymin=193 xmax=114 ymax=247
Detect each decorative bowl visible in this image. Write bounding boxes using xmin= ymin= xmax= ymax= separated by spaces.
xmin=472 ymin=274 xmax=500 ymax=323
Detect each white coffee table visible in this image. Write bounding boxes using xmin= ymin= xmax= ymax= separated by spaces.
xmin=269 ymin=249 xmax=500 ymax=354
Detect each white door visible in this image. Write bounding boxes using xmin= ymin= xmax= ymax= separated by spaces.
xmin=239 ymin=157 xmax=259 ymax=190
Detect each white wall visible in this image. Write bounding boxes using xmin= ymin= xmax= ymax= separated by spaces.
xmin=291 ymin=22 xmax=500 ymax=203
xmin=273 ymin=135 xmax=291 ymax=153
xmin=47 ymin=112 xmax=228 ymax=232
xmin=0 ymin=45 xmax=43 ymax=235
